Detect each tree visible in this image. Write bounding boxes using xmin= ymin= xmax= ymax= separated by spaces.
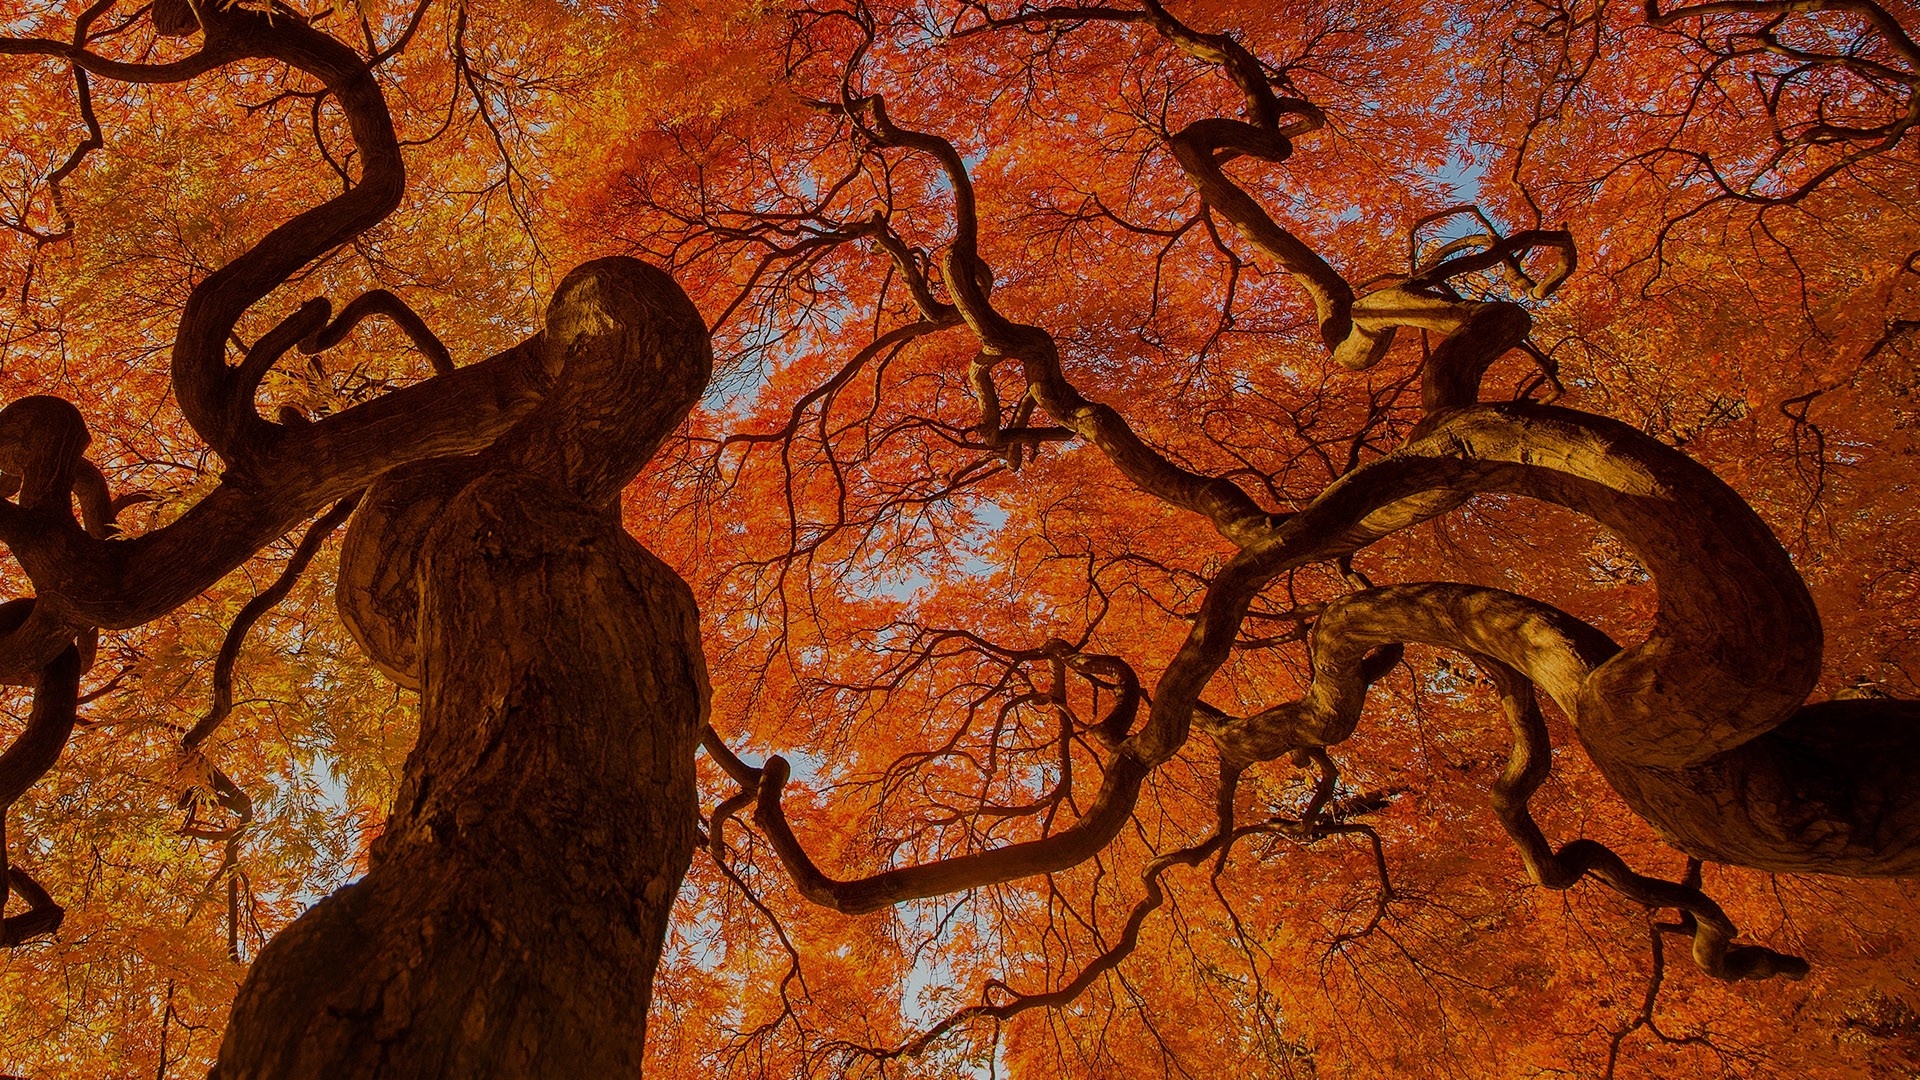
xmin=1 ymin=0 xmax=1917 ymax=1076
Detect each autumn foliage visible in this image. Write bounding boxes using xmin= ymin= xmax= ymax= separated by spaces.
xmin=2 ymin=0 xmax=1920 ymax=1076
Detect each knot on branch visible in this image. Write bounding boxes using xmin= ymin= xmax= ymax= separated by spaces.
xmin=488 ymin=257 xmax=713 ymax=507
xmin=1172 ymin=117 xmax=1293 ymax=167
xmin=337 ymin=258 xmax=711 ymax=687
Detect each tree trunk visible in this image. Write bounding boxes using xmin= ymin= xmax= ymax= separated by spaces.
xmin=213 ymin=469 xmax=707 ymax=1078
xmin=209 ymin=257 xmax=712 ymax=1075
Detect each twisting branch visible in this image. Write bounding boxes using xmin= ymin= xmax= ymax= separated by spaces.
xmin=1132 ymin=0 xmax=1576 ymax=410
xmin=0 ymin=647 xmax=82 ymax=820
xmin=1194 ymin=575 xmax=1825 ymax=979
xmin=145 ymin=5 xmax=407 ymax=465
xmin=233 ymin=300 xmax=334 ymax=440
xmin=784 ymin=2 xmax=1286 ymax=545
xmin=0 ymin=4 xmax=572 ymax=683
xmin=1477 ymin=659 xmax=1806 ymax=981
xmin=717 ymin=11 xmax=1916 ymax=988
xmin=4 ymin=2 xmax=412 ymax=464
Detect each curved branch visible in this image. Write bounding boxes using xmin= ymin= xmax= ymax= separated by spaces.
xmin=1204 ymin=581 xmax=1815 ymax=977
xmin=1168 ymin=403 xmax=1818 ymax=771
xmin=154 ymin=7 xmax=407 ymax=463
xmin=1166 ymin=117 xmax=1357 ymax=355
xmin=833 ymin=95 xmax=1281 ymax=544
xmin=0 ymin=335 xmax=549 ymax=658
xmin=1646 ymin=0 xmax=1920 ymax=69
xmin=3 ymin=866 xmax=65 ymax=946
xmin=0 ymin=3 xmax=573 ymax=686
xmin=1478 ymin=660 xmax=1806 ymax=981
xmin=1137 ymin=396 xmax=1920 ymax=875
xmin=754 ymin=750 xmax=1151 ymax=914
xmin=298 ymin=289 xmax=456 ymax=376
xmin=232 ymin=299 xmax=333 ymax=443
xmin=0 ymin=646 xmax=82 ymax=810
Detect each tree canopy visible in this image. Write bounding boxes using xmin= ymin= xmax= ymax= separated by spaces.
xmin=2 ymin=0 xmax=1919 ymax=1076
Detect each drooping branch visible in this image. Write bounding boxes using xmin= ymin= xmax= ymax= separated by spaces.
xmin=1 ymin=646 xmax=82 ymax=948
xmin=746 ymin=639 xmax=1154 ymax=914
xmin=1477 ymin=659 xmax=1806 ymax=981
xmin=0 ymin=647 xmax=82 ymax=822
xmin=181 ymin=493 xmax=363 ymax=752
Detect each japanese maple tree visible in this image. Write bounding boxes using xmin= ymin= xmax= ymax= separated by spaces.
xmin=1 ymin=0 xmax=1918 ymax=1077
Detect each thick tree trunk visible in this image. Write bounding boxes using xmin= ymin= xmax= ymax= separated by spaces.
xmin=214 ymin=469 xmax=705 ymax=1077
xmin=215 ymin=257 xmax=714 ymax=1077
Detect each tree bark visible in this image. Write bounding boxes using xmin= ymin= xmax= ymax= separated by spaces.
xmin=215 ymin=258 xmax=713 ymax=1076
xmin=213 ymin=468 xmax=706 ymax=1077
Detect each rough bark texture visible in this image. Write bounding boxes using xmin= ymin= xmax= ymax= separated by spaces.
xmin=213 ymin=471 xmax=705 ymax=1077
xmin=215 ymin=259 xmax=713 ymax=1076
